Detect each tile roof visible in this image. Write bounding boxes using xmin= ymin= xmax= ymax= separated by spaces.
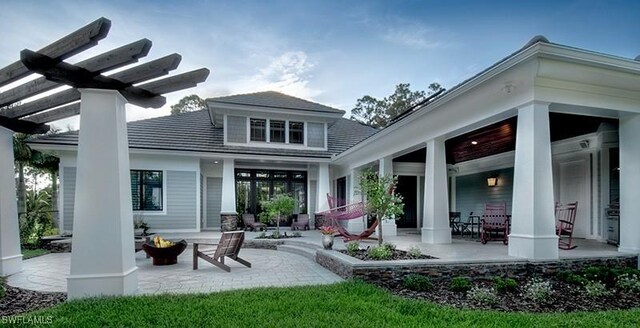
xmin=207 ymin=91 xmax=345 ymax=114
xmin=29 ymin=109 xmax=377 ymax=159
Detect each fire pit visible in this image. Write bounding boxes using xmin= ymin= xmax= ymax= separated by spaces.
xmin=142 ymin=238 xmax=187 ymax=265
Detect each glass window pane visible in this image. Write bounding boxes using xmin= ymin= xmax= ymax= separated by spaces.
xmin=256 ymin=181 xmax=270 ymax=214
xmin=270 ymin=120 xmax=285 ymax=143
xmin=250 ymin=118 xmax=266 ymax=142
xmin=292 ymin=172 xmax=306 ymax=180
xmin=130 ymin=171 xmax=141 ymax=210
xmin=272 ymin=171 xmax=288 ymax=179
xmin=256 ymin=171 xmax=269 ymax=179
xmin=272 ymin=181 xmax=286 ymax=196
xmin=236 ymin=180 xmax=252 ymax=214
xmin=292 ymin=182 xmax=307 ymax=214
xmin=236 ymin=170 xmax=251 ymax=179
xmin=289 ymin=121 xmax=304 ymax=144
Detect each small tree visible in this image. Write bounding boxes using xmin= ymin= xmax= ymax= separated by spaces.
xmin=259 ymin=194 xmax=296 ymax=237
xmin=357 ymin=169 xmax=404 ymax=245
xmin=170 ymin=94 xmax=206 ymax=115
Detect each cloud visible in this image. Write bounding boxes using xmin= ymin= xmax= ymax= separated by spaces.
xmin=381 ymin=21 xmax=449 ymax=49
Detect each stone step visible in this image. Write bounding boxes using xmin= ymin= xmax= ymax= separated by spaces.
xmin=277 ymin=244 xmax=317 ymax=260
xmin=282 ymin=239 xmax=323 ymax=250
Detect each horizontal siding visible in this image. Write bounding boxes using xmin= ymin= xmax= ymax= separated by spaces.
xmin=62 ymin=167 xmax=76 ymax=232
xmin=153 ymin=170 xmax=197 ymax=230
xmin=206 ymin=177 xmax=222 ymax=229
xmin=456 ymin=168 xmax=514 ymax=217
xmin=307 ymin=122 xmax=325 ymax=148
xmin=227 ymin=115 xmax=247 ymax=143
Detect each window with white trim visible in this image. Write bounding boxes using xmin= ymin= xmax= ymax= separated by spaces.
xmin=131 ymin=170 xmax=163 ymax=211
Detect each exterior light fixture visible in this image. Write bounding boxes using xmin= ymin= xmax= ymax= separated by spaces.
xmin=471 ymin=141 xmax=478 ymax=145
xmin=214 ymin=161 xmax=219 ymax=164
xmin=487 ymin=176 xmax=498 ymax=187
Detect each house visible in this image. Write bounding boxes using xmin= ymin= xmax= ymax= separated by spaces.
xmin=29 ymin=36 xmax=640 ymax=262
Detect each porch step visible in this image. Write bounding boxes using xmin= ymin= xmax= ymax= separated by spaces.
xmin=277 ymin=244 xmax=318 ymax=261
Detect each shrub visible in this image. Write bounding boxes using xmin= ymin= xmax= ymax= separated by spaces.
xmin=557 ymin=270 xmax=589 ymax=285
xmin=407 ymin=246 xmax=422 ymax=258
xmin=271 ymin=231 xmax=281 ymax=239
xmin=403 ymin=274 xmax=433 ymax=291
xmin=0 ymin=277 xmax=5 ymax=300
xmin=256 ymin=232 xmax=266 ymax=239
xmin=494 ymin=277 xmax=517 ymax=294
xmin=524 ymin=278 xmax=553 ymax=304
xmin=584 ymin=280 xmax=611 ymax=298
xmin=346 ymin=242 xmax=360 ymax=256
xmin=382 ymin=242 xmax=396 ymax=252
xmin=292 ymin=232 xmax=301 ymax=238
xmin=367 ymin=245 xmax=392 ymax=260
xmin=467 ymin=287 xmax=498 ymax=305
xmin=449 ymin=277 xmax=472 ymax=293
xmin=616 ymin=273 xmax=640 ymax=293
xmin=583 ymin=266 xmax=617 ymax=286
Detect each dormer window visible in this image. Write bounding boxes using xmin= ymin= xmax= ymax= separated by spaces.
xmin=289 ymin=121 xmax=304 ymax=144
xmin=250 ymin=118 xmax=267 ymax=142
xmin=270 ymin=120 xmax=285 ymax=143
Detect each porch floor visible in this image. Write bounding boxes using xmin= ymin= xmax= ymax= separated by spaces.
xmin=7 ymin=229 xmax=631 ymax=295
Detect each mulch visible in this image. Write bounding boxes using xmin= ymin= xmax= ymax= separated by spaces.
xmin=0 ymin=284 xmax=66 ymax=316
xmin=339 ymin=249 xmax=437 ymax=261
xmin=379 ymin=278 xmax=640 ymax=313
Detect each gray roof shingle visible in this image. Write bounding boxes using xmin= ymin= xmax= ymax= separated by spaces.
xmin=207 ymin=91 xmax=345 ymax=114
xmin=29 ymin=109 xmax=377 ymax=159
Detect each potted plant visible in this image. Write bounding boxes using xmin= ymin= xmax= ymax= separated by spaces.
xmin=320 ymin=226 xmax=337 ymax=249
xmin=259 ymin=194 xmax=295 ymax=237
xmin=357 ymin=169 xmax=404 ymax=245
xmin=133 ymin=215 xmax=149 ymax=236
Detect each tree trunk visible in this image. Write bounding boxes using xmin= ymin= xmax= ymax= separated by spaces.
xmin=377 ymin=213 xmax=383 ymax=245
xmin=51 ymin=171 xmax=59 ymax=229
xmin=17 ymin=162 xmax=26 ymax=216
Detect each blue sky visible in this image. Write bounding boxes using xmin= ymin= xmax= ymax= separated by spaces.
xmin=1 ymin=0 xmax=638 ymax=129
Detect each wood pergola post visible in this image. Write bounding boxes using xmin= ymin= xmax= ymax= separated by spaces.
xmin=0 ymin=126 xmax=23 ymax=276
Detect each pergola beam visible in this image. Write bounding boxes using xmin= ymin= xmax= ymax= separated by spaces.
xmin=0 ymin=115 xmax=49 ymax=134
xmin=24 ymin=103 xmax=80 ymax=125
xmin=2 ymin=89 xmax=80 ymax=119
xmin=139 ymin=68 xmax=210 ymax=94
xmin=0 ymin=39 xmax=152 ymax=108
xmin=0 ymin=17 xmax=111 ymax=88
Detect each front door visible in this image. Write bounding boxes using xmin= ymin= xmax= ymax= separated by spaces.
xmin=395 ymin=175 xmax=417 ymax=228
xmin=336 ymin=177 xmax=347 ymax=206
xmin=558 ymin=157 xmax=591 ymax=238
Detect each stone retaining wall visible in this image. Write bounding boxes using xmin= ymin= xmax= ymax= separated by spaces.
xmin=317 ymin=250 xmax=638 ymax=287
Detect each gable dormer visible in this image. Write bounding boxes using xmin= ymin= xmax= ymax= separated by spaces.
xmin=206 ymin=91 xmax=345 ymax=150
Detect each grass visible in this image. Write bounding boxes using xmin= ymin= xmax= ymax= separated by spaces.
xmin=13 ymin=281 xmax=640 ymax=327
xmin=22 ymin=248 xmax=49 ymax=260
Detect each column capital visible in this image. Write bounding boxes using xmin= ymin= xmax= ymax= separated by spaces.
xmin=516 ymin=100 xmax=551 ymax=110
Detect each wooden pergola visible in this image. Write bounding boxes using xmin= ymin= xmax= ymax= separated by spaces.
xmin=0 ymin=17 xmax=209 ymax=299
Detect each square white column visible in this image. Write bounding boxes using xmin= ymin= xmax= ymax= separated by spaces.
xmin=346 ymin=168 xmax=365 ymax=233
xmin=618 ymin=113 xmax=640 ymax=254
xmin=0 ymin=126 xmax=23 ymax=276
xmin=220 ymin=158 xmax=236 ymax=214
xmin=422 ymin=138 xmax=451 ymax=244
xmin=67 ymin=89 xmax=137 ymax=299
xmin=378 ymin=156 xmax=397 ymax=237
xmin=508 ymin=102 xmax=558 ymax=260
xmin=316 ymin=163 xmax=330 ymax=213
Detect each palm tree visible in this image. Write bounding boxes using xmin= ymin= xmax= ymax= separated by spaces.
xmin=13 ymin=133 xmax=32 ymax=216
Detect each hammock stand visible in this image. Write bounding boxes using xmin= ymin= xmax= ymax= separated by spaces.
xmin=319 ymin=193 xmax=378 ymax=242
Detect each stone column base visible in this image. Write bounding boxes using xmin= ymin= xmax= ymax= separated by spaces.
xmin=0 ymin=254 xmax=23 ymax=276
xmin=346 ymin=219 xmax=365 ymax=234
xmin=618 ymin=246 xmax=640 ymax=254
xmin=421 ymin=227 xmax=452 ymax=244
xmin=221 ymin=213 xmax=238 ymax=231
xmin=67 ymin=267 xmax=138 ymax=300
xmin=508 ymin=234 xmax=559 ymax=259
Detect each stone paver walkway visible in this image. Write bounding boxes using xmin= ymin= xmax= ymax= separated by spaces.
xmin=7 ymin=247 xmax=343 ymax=294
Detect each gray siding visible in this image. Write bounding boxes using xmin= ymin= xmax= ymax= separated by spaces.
xmin=307 ymin=122 xmax=325 ymax=148
xmin=456 ymin=168 xmax=514 ymax=217
xmin=227 ymin=115 xmax=247 ymax=143
xmin=309 ymin=180 xmax=317 ymax=217
xmin=200 ymin=174 xmax=204 ymax=227
xmin=62 ymin=167 xmax=76 ymax=232
xmin=206 ymin=177 xmax=223 ymax=229
xmin=419 ymin=176 xmax=425 ymax=228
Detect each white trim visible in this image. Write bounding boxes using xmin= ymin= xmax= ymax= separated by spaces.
xmin=196 ymin=170 xmax=201 ymax=232
xmin=58 ymin=162 xmax=65 ymax=233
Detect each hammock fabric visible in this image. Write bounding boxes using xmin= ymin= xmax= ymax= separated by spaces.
xmin=319 ymin=193 xmax=378 ymax=242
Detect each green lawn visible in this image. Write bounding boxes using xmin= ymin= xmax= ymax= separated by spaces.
xmin=22 ymin=248 xmax=49 ymax=260
xmin=14 ymin=281 xmax=640 ymax=327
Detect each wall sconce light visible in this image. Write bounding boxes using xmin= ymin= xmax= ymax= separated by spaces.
xmin=487 ymin=176 xmax=498 ymax=187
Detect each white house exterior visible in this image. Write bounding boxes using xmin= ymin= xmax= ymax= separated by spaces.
xmin=29 ymin=37 xmax=640 ymax=262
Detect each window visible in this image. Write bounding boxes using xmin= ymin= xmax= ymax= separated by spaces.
xmin=250 ymin=118 xmax=266 ymax=142
xmin=131 ymin=170 xmax=163 ymax=211
xmin=289 ymin=121 xmax=304 ymax=144
xmin=235 ymin=169 xmax=308 ymax=217
xmin=270 ymin=120 xmax=285 ymax=143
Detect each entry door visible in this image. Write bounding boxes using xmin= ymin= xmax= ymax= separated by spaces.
xmin=336 ymin=177 xmax=346 ymax=206
xmin=395 ymin=175 xmax=417 ymax=228
xmin=558 ymin=158 xmax=591 ymax=238
xmin=206 ymin=177 xmax=222 ymax=230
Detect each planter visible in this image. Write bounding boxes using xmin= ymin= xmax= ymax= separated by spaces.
xmin=322 ymin=234 xmax=335 ymax=250
xmin=142 ymin=240 xmax=187 ymax=265
xmin=134 ymin=228 xmax=144 ymax=236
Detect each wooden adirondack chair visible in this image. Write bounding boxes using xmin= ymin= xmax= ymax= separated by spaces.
xmin=193 ymin=231 xmax=251 ymax=272
xmin=242 ymin=214 xmax=266 ymax=231
xmin=480 ymin=203 xmax=509 ymax=245
xmin=556 ymin=202 xmax=578 ymax=250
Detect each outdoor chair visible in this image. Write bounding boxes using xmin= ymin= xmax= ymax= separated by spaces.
xmin=449 ymin=212 xmax=462 ymax=234
xmin=193 ymin=231 xmax=251 ymax=272
xmin=556 ymin=202 xmax=578 ymax=250
xmin=480 ymin=203 xmax=509 ymax=245
xmin=291 ymin=214 xmax=310 ymax=230
xmin=242 ymin=214 xmax=266 ymax=231
xmin=456 ymin=212 xmax=480 ymax=238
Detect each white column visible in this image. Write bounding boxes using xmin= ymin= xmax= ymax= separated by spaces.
xmin=346 ymin=168 xmax=364 ymax=233
xmin=508 ymin=102 xmax=558 ymax=259
xmin=0 ymin=126 xmax=22 ymax=276
xmin=422 ymin=138 xmax=451 ymax=243
xmin=67 ymin=89 xmax=137 ymax=299
xmin=619 ymin=113 xmax=640 ymax=253
xmin=379 ymin=156 xmax=397 ymax=237
xmin=316 ymin=163 xmax=330 ymax=212
xmin=220 ymin=158 xmax=236 ymax=214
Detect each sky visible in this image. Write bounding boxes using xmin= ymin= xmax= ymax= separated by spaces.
xmin=1 ymin=0 xmax=639 ymax=130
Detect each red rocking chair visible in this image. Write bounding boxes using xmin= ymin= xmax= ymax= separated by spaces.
xmin=480 ymin=203 xmax=509 ymax=245
xmin=556 ymin=202 xmax=578 ymax=250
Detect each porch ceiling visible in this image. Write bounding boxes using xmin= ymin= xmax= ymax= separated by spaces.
xmin=393 ymin=113 xmax=618 ymax=165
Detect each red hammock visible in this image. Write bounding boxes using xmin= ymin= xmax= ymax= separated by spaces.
xmin=319 ymin=194 xmax=378 ymax=242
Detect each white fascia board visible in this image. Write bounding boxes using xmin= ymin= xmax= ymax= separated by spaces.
xmin=207 ymin=102 xmax=344 ymax=122
xmin=536 ymin=43 xmax=640 ymax=75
